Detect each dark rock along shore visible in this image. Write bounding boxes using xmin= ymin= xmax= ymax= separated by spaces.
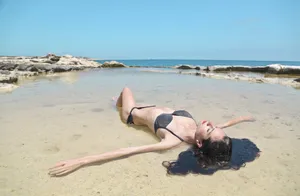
xmin=175 ymin=64 xmax=300 ymax=75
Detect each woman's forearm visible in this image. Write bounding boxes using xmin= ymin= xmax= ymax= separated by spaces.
xmin=48 ymin=141 xmax=179 ymax=177
xmin=79 ymin=142 xmax=175 ymax=165
xmin=218 ymin=116 xmax=255 ymax=129
xmin=80 ymin=147 xmax=136 ymax=165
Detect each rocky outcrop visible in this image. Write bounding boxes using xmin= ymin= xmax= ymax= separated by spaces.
xmin=175 ymin=64 xmax=300 ymax=75
xmin=175 ymin=65 xmax=196 ymax=69
xmin=0 ymin=73 xmax=18 ymax=83
xmin=0 ymin=71 xmax=19 ymax=93
xmin=0 ymin=54 xmax=106 ymax=93
xmin=0 ymin=54 xmax=102 ymax=73
xmin=209 ymin=65 xmax=268 ymax=73
xmin=0 ymin=54 xmax=130 ymax=92
xmin=175 ymin=65 xmax=202 ymax=70
xmin=101 ymin=61 xmax=126 ymax=68
xmin=179 ymin=71 xmax=300 ymax=89
xmin=294 ymin=78 xmax=300 ymax=83
xmin=267 ymin=64 xmax=300 ymax=75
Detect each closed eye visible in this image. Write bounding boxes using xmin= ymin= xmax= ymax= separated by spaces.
xmin=207 ymin=127 xmax=216 ymax=134
xmin=207 ymin=127 xmax=212 ymax=133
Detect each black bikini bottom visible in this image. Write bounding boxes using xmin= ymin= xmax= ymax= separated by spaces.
xmin=126 ymin=106 xmax=194 ymax=142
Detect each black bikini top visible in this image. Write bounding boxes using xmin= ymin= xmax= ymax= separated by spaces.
xmin=154 ymin=110 xmax=195 ymax=142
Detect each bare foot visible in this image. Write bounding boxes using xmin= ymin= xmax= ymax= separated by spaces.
xmin=112 ymin=96 xmax=118 ymax=102
xmin=111 ymin=96 xmax=119 ymax=109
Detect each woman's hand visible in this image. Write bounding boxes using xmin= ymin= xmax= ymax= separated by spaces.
xmin=48 ymin=158 xmax=85 ymax=177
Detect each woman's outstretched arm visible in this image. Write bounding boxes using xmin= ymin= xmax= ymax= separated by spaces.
xmin=216 ymin=116 xmax=255 ymax=129
xmin=48 ymin=140 xmax=180 ymax=177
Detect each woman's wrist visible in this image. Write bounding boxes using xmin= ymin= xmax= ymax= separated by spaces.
xmin=79 ymin=157 xmax=90 ymax=165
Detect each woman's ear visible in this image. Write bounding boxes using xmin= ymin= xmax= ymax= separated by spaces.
xmin=196 ymin=140 xmax=202 ymax=148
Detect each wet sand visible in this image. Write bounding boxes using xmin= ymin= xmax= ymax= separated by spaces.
xmin=0 ymin=68 xmax=300 ymax=196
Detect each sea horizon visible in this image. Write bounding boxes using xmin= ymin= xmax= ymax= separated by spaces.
xmin=2 ymin=54 xmax=300 ymax=64
xmin=96 ymin=59 xmax=300 ymax=67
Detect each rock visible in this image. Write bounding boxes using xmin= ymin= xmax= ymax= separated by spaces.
xmin=15 ymin=71 xmax=39 ymax=77
xmin=203 ymin=67 xmax=210 ymax=72
xmin=56 ymin=56 xmax=100 ymax=67
xmin=195 ymin=72 xmax=207 ymax=77
xmin=52 ymin=65 xmax=84 ymax=72
xmin=27 ymin=65 xmax=40 ymax=72
xmin=0 ymin=54 xmax=101 ymax=71
xmin=294 ymin=78 xmax=300 ymax=83
xmin=50 ymin=56 xmax=61 ymax=62
xmin=266 ymin=64 xmax=300 ymax=75
xmin=33 ymin=64 xmax=54 ymax=72
xmin=175 ymin=65 xmax=196 ymax=70
xmin=210 ymin=66 xmax=268 ymax=73
xmin=249 ymin=66 xmax=269 ymax=73
xmin=267 ymin=64 xmax=283 ymax=74
xmin=63 ymin=55 xmax=73 ymax=58
xmin=255 ymin=78 xmax=265 ymax=83
xmin=0 ymin=70 xmax=10 ymax=75
xmin=280 ymin=66 xmax=300 ymax=75
xmin=0 ymin=83 xmax=18 ymax=93
xmin=0 ymin=62 xmax=18 ymax=71
xmin=101 ymin=61 xmax=126 ymax=68
xmin=30 ymin=59 xmax=41 ymax=63
xmin=52 ymin=65 xmax=72 ymax=73
xmin=0 ymin=74 xmax=18 ymax=83
xmin=17 ymin=64 xmax=41 ymax=72
xmin=17 ymin=64 xmax=33 ymax=71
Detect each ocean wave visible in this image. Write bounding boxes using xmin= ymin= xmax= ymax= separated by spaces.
xmin=125 ymin=63 xmax=300 ymax=70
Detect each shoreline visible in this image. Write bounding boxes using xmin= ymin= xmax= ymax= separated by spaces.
xmin=1 ymin=54 xmax=300 ymax=93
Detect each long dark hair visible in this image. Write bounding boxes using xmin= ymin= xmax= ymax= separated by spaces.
xmin=162 ymin=137 xmax=260 ymax=175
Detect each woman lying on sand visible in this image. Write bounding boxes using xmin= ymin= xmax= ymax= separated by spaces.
xmin=49 ymin=87 xmax=260 ymax=176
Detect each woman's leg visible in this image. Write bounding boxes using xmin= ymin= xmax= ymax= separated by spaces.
xmin=115 ymin=87 xmax=136 ymax=123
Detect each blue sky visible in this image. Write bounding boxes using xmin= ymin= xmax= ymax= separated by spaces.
xmin=0 ymin=0 xmax=298 ymax=61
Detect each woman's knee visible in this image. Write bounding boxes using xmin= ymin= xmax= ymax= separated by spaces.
xmin=122 ymin=87 xmax=132 ymax=94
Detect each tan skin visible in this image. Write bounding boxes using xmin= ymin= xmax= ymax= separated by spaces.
xmin=48 ymin=87 xmax=255 ymax=176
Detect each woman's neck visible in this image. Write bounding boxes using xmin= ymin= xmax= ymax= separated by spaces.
xmin=185 ymin=125 xmax=198 ymax=144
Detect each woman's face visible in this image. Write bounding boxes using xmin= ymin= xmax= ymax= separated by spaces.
xmin=194 ymin=120 xmax=226 ymax=147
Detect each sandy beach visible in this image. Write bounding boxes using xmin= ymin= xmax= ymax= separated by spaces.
xmin=0 ymin=68 xmax=300 ymax=196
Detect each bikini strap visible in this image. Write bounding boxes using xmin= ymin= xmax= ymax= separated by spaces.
xmin=164 ymin=128 xmax=185 ymax=142
xmin=135 ymin=105 xmax=156 ymax=110
xmin=126 ymin=105 xmax=156 ymax=124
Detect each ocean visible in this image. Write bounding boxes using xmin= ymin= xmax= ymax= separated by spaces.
xmin=96 ymin=59 xmax=300 ymax=67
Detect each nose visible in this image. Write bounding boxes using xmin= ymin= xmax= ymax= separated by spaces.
xmin=207 ymin=121 xmax=213 ymax=127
